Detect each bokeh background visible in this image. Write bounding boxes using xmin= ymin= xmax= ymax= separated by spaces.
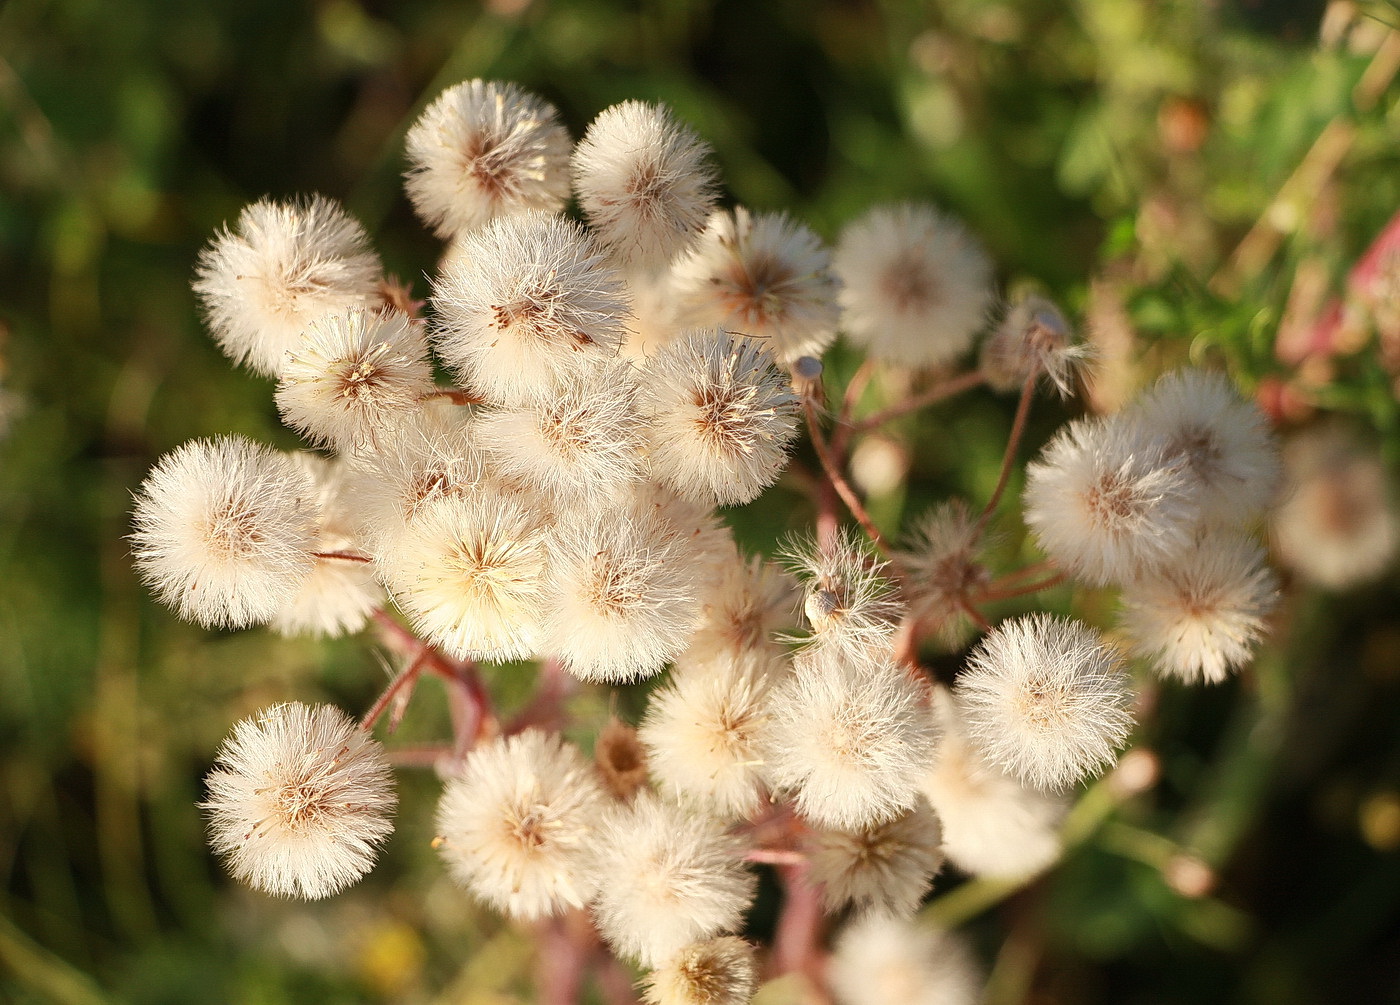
xmin=4 ymin=0 xmax=1400 ymax=1002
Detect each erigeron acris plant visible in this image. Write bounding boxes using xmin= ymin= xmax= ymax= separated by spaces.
xmin=129 ymin=79 xmax=1283 ymax=1005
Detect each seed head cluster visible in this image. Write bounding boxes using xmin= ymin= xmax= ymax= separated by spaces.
xmin=129 ymin=77 xmax=1298 ymax=1005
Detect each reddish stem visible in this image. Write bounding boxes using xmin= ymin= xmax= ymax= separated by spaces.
xmin=312 ymin=550 xmax=373 ymax=564
xmin=425 ymin=387 xmax=483 ymax=406
xmin=360 ymin=650 xmax=428 ymax=733
xmin=769 ymin=861 xmax=833 ymax=1005
xmin=745 ymin=848 xmax=807 ymax=867
xmin=507 ymin=658 xmax=575 ymax=736
xmin=803 ymin=395 xmax=893 ymax=560
xmin=850 ymin=369 xmax=986 ymax=434
xmin=535 ymin=913 xmax=589 ymax=1005
xmin=974 ymin=368 xmax=1039 ymax=538
xmin=975 ymin=571 xmax=1068 ymax=603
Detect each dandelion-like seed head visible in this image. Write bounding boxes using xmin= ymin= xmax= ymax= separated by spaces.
xmin=783 ymin=528 xmax=903 ymax=657
xmin=276 ymin=308 xmax=434 ymax=452
xmin=435 ymin=729 xmax=607 ymax=920
xmin=640 ymin=649 xmax=779 ymax=819
xmin=1022 ymin=414 xmax=1196 ymax=586
xmin=384 ymin=489 xmax=548 ymax=661
xmin=544 ymin=512 xmax=700 ymax=683
xmin=762 ymin=648 xmax=936 ymax=830
xmin=829 ymin=915 xmax=983 ymax=1005
xmin=1121 ymin=531 xmax=1278 ymax=684
xmin=641 ymin=937 xmax=758 ymax=1005
xmin=808 ymin=799 xmax=944 ymax=918
xmin=670 ymin=208 xmax=840 ymax=365
xmin=131 ymin=436 xmax=320 ymax=629
xmin=431 ymin=212 xmax=629 ymax=404
xmin=574 ymin=100 xmax=719 ymax=271
xmin=834 ymin=203 xmax=993 ymax=370
xmin=589 ymin=792 xmax=757 ymax=967
xmin=955 ymin=614 xmax=1133 ymax=792
xmin=899 ymin=499 xmax=990 ymax=646
xmin=981 ymin=293 xmax=1087 ymax=397
xmin=202 ymin=702 xmax=396 ymax=900
xmin=641 ymin=328 xmax=800 ymax=506
xmin=1129 ymin=369 xmax=1281 ymax=527
xmin=194 ymin=196 xmax=381 ymax=378
xmin=404 ymin=79 xmax=572 ymax=239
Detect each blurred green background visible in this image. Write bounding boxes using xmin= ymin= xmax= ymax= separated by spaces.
xmin=4 ymin=0 xmax=1400 ymax=1002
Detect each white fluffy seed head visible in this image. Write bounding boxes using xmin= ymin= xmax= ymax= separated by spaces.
xmin=898 ymin=499 xmax=990 ymax=647
xmin=131 ymin=436 xmax=319 ymax=629
xmin=640 ymin=650 xmax=778 ymax=820
xmin=543 ymin=512 xmax=700 ymax=683
xmin=1272 ymin=424 xmax=1399 ymax=588
xmin=921 ymin=686 xmax=1065 ymax=878
xmin=404 ymin=79 xmax=572 ymax=239
xmin=269 ymin=453 xmax=381 ymax=639
xmin=670 ymin=208 xmax=840 ymax=365
xmin=431 ymin=211 xmax=629 ymax=404
xmin=383 ymin=489 xmax=548 ymax=661
xmin=589 ymin=792 xmax=757 ymax=968
xmin=808 ymin=799 xmax=944 ymax=918
xmin=475 ymin=356 xmax=647 ymax=503
xmin=783 ymin=528 xmax=903 ymax=658
xmin=1022 ymin=413 xmax=1196 ymax=586
xmin=762 ymin=648 xmax=936 ymax=830
xmin=641 ymin=937 xmax=758 ymax=1005
xmin=435 ymin=729 xmax=607 ymax=920
xmin=573 ymin=100 xmax=719 ymax=271
xmin=640 ymin=328 xmax=799 ymax=506
xmin=834 ymin=203 xmax=993 ymax=370
xmin=343 ymin=408 xmax=482 ymax=561
xmin=955 ymin=614 xmax=1134 ymax=792
xmin=275 ymin=308 xmax=434 ymax=452
xmin=828 ymin=915 xmax=983 ymax=1005
xmin=193 ymin=196 xmax=382 ymax=378
xmin=201 ymin=702 xmax=396 ymax=900
xmin=981 ymin=293 xmax=1088 ymax=397
xmin=688 ymin=548 xmax=798 ymax=664
xmin=1120 ymin=531 xmax=1278 ymax=685
xmin=1129 ymin=369 xmax=1282 ymax=527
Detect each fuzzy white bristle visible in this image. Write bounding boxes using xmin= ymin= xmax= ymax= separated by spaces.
xmin=404 ymin=79 xmax=572 ymax=239
xmin=834 ymin=203 xmax=993 ymax=370
xmin=641 ymin=937 xmax=758 ymax=1005
xmin=828 ymin=915 xmax=983 ymax=1005
xmin=783 ymin=528 xmax=903 ymax=658
xmin=955 ymin=614 xmax=1133 ymax=792
xmin=202 ymin=703 xmax=396 ymax=900
xmin=193 ymin=196 xmax=382 ymax=378
xmin=981 ymin=293 xmax=1088 ymax=397
xmin=808 ymin=798 xmax=944 ymax=917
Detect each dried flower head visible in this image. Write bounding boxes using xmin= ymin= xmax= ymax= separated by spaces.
xmin=829 ymin=915 xmax=983 ymax=1005
xmin=981 ymin=293 xmax=1087 ymax=397
xmin=922 ymin=687 xmax=1064 ymax=878
xmin=544 ymin=512 xmax=700 ymax=683
xmin=808 ymin=799 xmax=944 ymax=917
xmin=202 ymin=702 xmax=396 ymax=900
xmin=955 ymin=614 xmax=1133 ymax=792
xmin=589 ymin=792 xmax=757 ymax=967
xmin=475 ymin=356 xmax=647 ymax=502
xmin=640 ymin=328 xmax=800 ymax=506
xmin=595 ymin=718 xmax=651 ymax=802
xmin=898 ymin=499 xmax=990 ymax=646
xmin=573 ymin=100 xmax=719 ymax=270
xmin=670 ymin=207 xmax=840 ymax=365
xmin=783 ymin=528 xmax=903 ymax=658
xmin=194 ymin=196 xmax=381 ymax=378
xmin=435 ymin=729 xmax=607 ymax=920
xmin=834 ymin=203 xmax=993 ymax=369
xmin=1129 ymin=369 xmax=1282 ymax=527
xmin=431 ymin=212 xmax=629 ymax=404
xmin=275 ymin=308 xmax=434 ymax=452
xmin=404 ymin=79 xmax=572 ymax=239
xmin=688 ymin=548 xmax=798 ymax=663
xmin=131 ymin=436 xmax=319 ymax=629
xmin=640 ymin=650 xmax=777 ymax=819
xmin=1022 ymin=413 xmax=1195 ymax=586
xmin=383 ymin=489 xmax=549 ymax=661
xmin=1272 ymin=424 xmax=1399 ymax=588
xmin=762 ymin=648 xmax=936 ymax=830
xmin=641 ymin=937 xmax=758 ymax=1005
xmin=1120 ymin=531 xmax=1278 ymax=685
